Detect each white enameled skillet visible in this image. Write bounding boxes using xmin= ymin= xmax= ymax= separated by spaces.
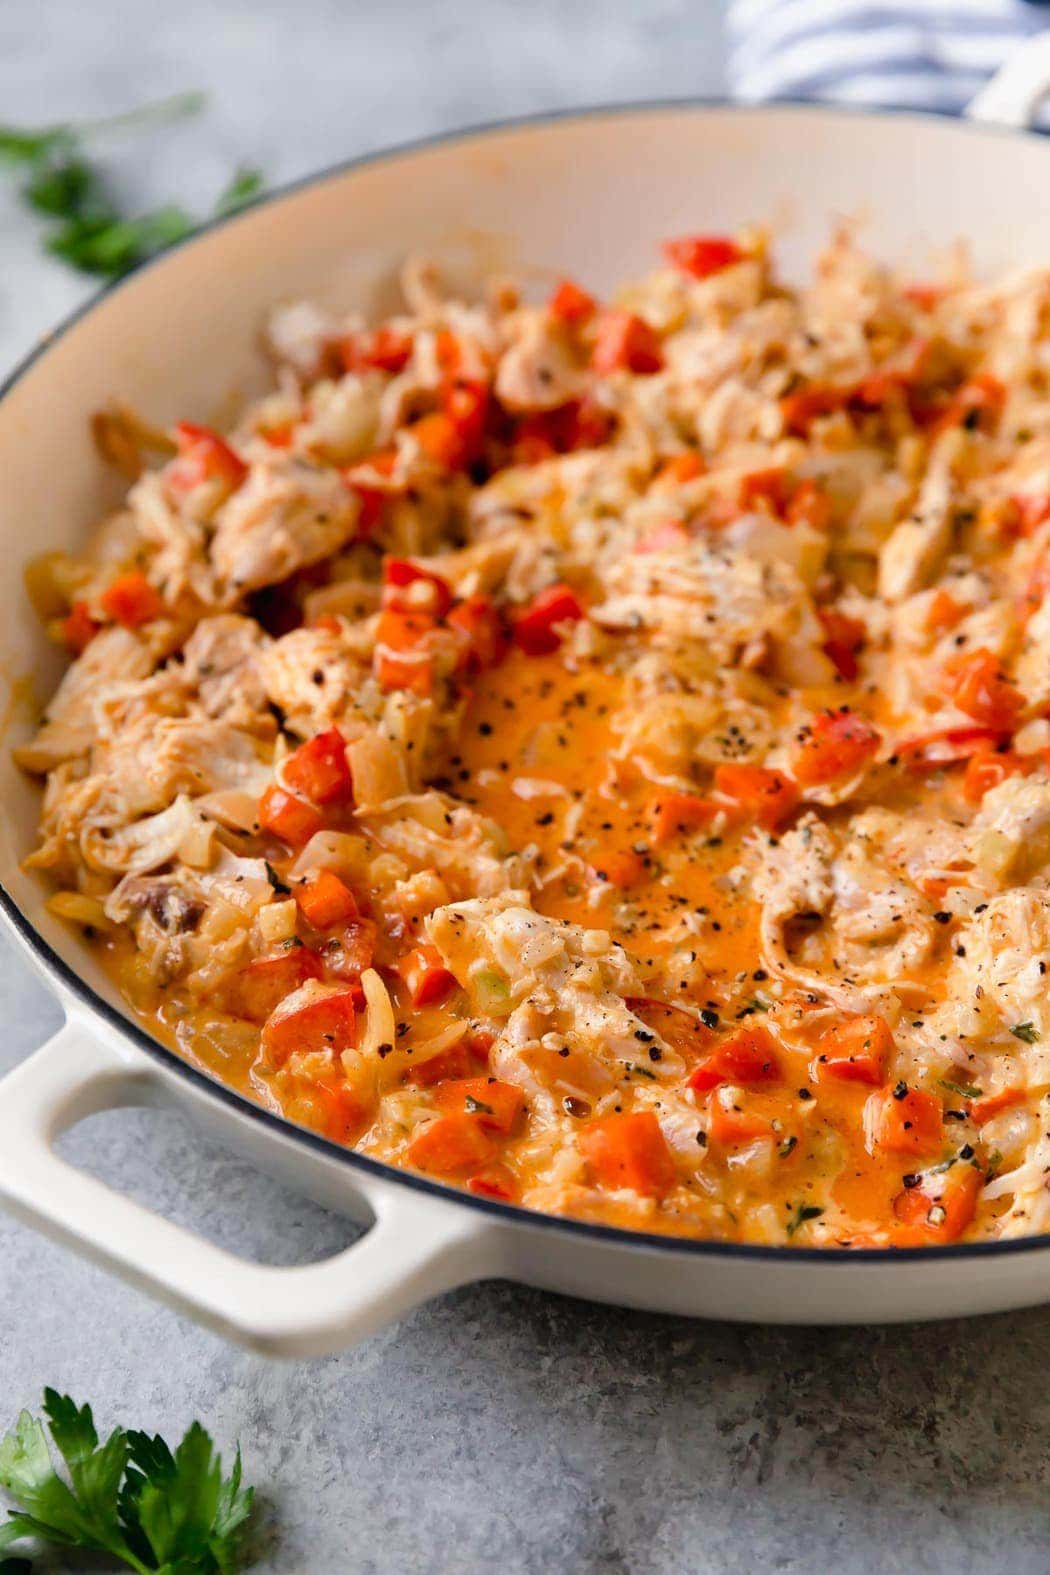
xmin=2 ymin=59 xmax=1050 ymax=1355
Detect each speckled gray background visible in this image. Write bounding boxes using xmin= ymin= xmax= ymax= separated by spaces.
xmin=2 ymin=4 xmax=1049 ymax=1572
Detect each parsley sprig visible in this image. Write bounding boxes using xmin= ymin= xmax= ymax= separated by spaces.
xmin=0 ymin=93 xmax=263 ymax=281
xmin=0 ymin=1389 xmax=255 ymax=1572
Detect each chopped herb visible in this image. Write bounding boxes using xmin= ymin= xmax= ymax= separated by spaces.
xmin=0 ymin=94 xmax=263 ymax=281
xmin=214 ymin=166 xmax=264 ymax=216
xmin=628 ymin=1064 xmax=657 ymax=1081
xmin=464 ymin=1095 xmax=494 ymax=1116
xmin=786 ymin=1203 xmax=825 ymax=1239
xmin=940 ymin=1077 xmax=983 ymax=1100
xmin=777 ymin=1135 xmax=798 ymax=1158
xmin=0 ymin=1388 xmax=254 ymax=1571
xmin=1010 ymin=1022 xmax=1039 ymax=1044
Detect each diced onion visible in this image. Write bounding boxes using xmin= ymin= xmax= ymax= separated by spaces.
xmin=46 ymin=891 xmax=113 ymax=931
xmin=257 ymin=899 xmax=298 ymax=945
xmin=290 ymin=831 xmax=368 ymax=881
xmin=357 ymin=967 xmax=397 ymax=1064
xmin=346 ymin=733 xmax=409 ymax=811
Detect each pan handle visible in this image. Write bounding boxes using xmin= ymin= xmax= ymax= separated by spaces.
xmin=965 ymin=30 xmax=1050 ymax=128
xmin=0 ymin=1016 xmax=499 ymax=1356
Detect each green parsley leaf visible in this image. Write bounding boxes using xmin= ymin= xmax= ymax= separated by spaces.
xmin=0 ymin=1392 xmax=255 ymax=1572
xmin=940 ymin=1077 xmax=983 ymax=1100
xmin=23 ymin=157 xmax=95 ymax=215
xmin=215 ymin=167 xmax=264 ymax=217
xmin=1010 ymin=1022 xmax=1040 ymax=1044
xmin=0 ymin=126 xmax=72 ymax=165
xmin=47 ymin=204 xmax=196 ymax=278
xmin=786 ymin=1203 xmax=825 ymax=1239
xmin=1 ymin=94 xmax=263 ymax=282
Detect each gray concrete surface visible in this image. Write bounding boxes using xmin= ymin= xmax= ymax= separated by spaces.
xmin=2 ymin=5 xmax=1049 ymax=1572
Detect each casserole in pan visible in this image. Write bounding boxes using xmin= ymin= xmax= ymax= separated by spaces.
xmin=2 ymin=75 xmax=1050 ymax=1352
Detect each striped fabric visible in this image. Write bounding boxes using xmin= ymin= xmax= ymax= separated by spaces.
xmin=728 ymin=0 xmax=1048 ymax=112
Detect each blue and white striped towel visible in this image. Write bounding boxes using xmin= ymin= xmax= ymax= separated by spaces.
xmin=728 ymin=0 xmax=1048 ymax=112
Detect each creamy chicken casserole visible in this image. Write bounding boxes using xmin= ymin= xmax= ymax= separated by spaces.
xmin=16 ymin=229 xmax=1050 ymax=1248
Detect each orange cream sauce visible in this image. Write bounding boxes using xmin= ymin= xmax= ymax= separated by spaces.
xmin=438 ymin=645 xmax=971 ymax=1244
xmin=97 ymin=641 xmax=981 ymax=1248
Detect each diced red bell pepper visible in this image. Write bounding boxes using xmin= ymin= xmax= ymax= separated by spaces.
xmin=512 ymin=583 xmax=585 ymax=655
xmin=969 ymin=1087 xmax=1024 ymax=1125
xmin=815 ymin=1013 xmax=894 ymax=1085
xmin=898 ymin=725 xmax=1007 ymax=773
xmin=791 ymin=709 xmax=881 ymax=787
xmin=442 ymin=379 xmax=489 ymax=458
xmin=933 ymin=373 xmax=1006 ymax=437
xmin=100 ymin=571 xmax=165 ymax=628
xmin=258 ymin=784 xmax=325 ymax=847
xmin=434 ymin=330 xmax=463 ymax=377
xmin=926 ymin=588 xmax=965 ymax=633
xmin=1011 ymin=492 xmax=1050 ymax=538
xmin=511 ymin=399 xmax=613 ymax=463
xmin=785 ymin=478 xmax=832 ymax=531
xmin=225 ymin=945 xmax=324 ymax=1024
xmin=738 ymin=467 xmax=790 ymax=516
xmin=687 ymin=1025 xmax=781 ymax=1092
xmin=321 ymin=917 xmax=377 ymax=982
xmin=447 ymin=594 xmax=508 ymax=673
xmin=707 ymin=1089 xmax=775 ymax=1146
xmin=411 ymin=411 xmax=467 ymax=470
xmin=343 ymin=448 xmax=400 ymax=538
xmin=434 ymin=1076 xmax=524 ymax=1134
xmin=663 ymin=235 xmax=745 ymax=280
xmin=382 ymin=558 xmax=453 ymax=618
xmin=261 ymin=979 xmax=362 ymax=1066
xmin=591 ymin=310 xmax=664 ymax=376
xmin=650 ymin=452 xmax=704 ymax=491
xmin=373 ymin=608 xmax=437 ymax=696
xmin=281 ymin=1069 xmax=371 ymax=1144
xmin=780 ymin=387 xmax=847 ymax=437
xmin=563 ymin=397 xmax=614 ymax=451
xmin=408 ymin=1112 xmax=497 ymax=1176
xmin=817 ymin=608 xmax=866 ymax=682
xmin=295 ymin=869 xmax=359 ymax=930
xmin=903 ymin=283 xmax=945 ymax=311
xmin=398 ymin=943 xmax=457 ymax=1007
xmin=467 ymin=1164 xmax=519 ymax=1202
xmin=593 ymin=848 xmax=646 ymax=889
xmin=260 ymin=420 xmax=295 ymax=449
xmin=892 ymin=1162 xmax=980 ymax=1243
xmin=339 ymin=325 xmax=414 ymax=375
xmin=578 ymin=1111 xmax=677 ymax=1197
xmin=945 ymin=648 xmax=1023 ymax=732
xmin=283 ymin=729 xmax=353 ymax=806
xmin=404 ymin=1041 xmax=476 ymax=1089
xmin=168 ymin=421 xmax=248 ymax=494
xmin=648 ymin=791 xmax=719 ymax=845
xmin=510 ymin=417 xmax=558 ymax=466
xmin=549 ymin=278 xmax=597 ymax=325
xmin=962 ymin=745 xmax=1030 ymax=804
xmin=624 ymin=998 xmax=712 ymax=1058
xmin=864 ymin=1085 xmax=944 ymax=1156
xmin=61 ymin=600 xmax=100 ymax=655
xmin=713 ymin=763 xmax=799 ymax=830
